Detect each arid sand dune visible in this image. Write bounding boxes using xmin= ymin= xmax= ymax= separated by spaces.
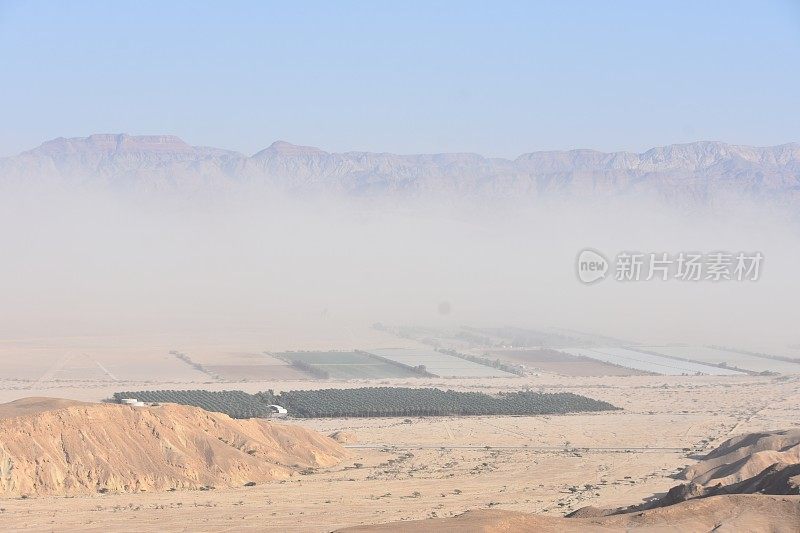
xmin=0 ymin=398 xmax=346 ymax=496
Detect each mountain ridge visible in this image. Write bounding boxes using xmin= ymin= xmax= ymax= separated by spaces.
xmin=16 ymin=133 xmax=800 ymax=159
xmin=2 ymin=134 xmax=799 ymax=204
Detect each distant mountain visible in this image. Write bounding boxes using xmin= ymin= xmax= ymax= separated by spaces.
xmin=1 ymin=133 xmax=799 ymax=204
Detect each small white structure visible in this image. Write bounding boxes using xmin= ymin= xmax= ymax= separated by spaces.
xmin=268 ymin=405 xmax=288 ymax=417
xmin=120 ymin=398 xmax=147 ymax=407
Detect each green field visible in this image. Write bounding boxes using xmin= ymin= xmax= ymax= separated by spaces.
xmin=275 ymin=351 xmax=421 ymax=379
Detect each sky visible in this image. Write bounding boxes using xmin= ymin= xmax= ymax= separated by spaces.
xmin=1 ymin=0 xmax=799 ymax=158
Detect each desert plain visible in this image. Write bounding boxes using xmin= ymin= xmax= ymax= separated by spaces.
xmin=0 ymin=328 xmax=797 ymax=532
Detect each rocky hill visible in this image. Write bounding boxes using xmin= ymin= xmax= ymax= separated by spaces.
xmin=635 ymin=429 xmax=800 ymax=510
xmin=0 ymin=397 xmax=346 ymax=496
xmin=1 ymin=134 xmax=798 ymax=205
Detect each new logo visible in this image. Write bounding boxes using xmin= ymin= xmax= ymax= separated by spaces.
xmin=576 ymin=249 xmax=608 ymax=284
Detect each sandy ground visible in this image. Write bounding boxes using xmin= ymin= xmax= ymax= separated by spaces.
xmin=339 ymin=496 xmax=800 ymax=533
xmin=0 ymin=372 xmax=797 ymax=531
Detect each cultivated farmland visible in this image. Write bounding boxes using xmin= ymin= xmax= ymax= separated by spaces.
xmin=559 ymin=347 xmax=744 ymax=376
xmin=0 ymin=340 xmax=211 ymax=383
xmin=203 ymin=352 xmax=311 ymax=380
xmin=274 ymin=351 xmax=423 ymax=379
xmin=490 ymin=349 xmax=647 ymax=376
xmin=364 ymin=348 xmax=514 ymax=378
xmin=641 ymin=346 xmax=800 ymax=374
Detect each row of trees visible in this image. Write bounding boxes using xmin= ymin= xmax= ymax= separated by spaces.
xmin=289 ymin=360 xmax=330 ymax=379
xmin=167 ymin=350 xmax=219 ymax=379
xmin=114 ymin=387 xmax=619 ymax=419
xmin=709 ymin=345 xmax=800 ymax=365
xmin=436 ymin=348 xmax=525 ymax=376
xmin=273 ymin=387 xmax=618 ymax=417
xmin=112 ymin=390 xmax=273 ymax=419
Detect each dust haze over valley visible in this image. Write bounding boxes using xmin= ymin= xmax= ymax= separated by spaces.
xmin=0 ymin=138 xmax=798 ymax=351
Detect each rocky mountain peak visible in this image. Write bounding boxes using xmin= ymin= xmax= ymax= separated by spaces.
xmin=254 ymin=140 xmax=327 ymax=158
xmin=30 ymin=134 xmax=192 ymax=156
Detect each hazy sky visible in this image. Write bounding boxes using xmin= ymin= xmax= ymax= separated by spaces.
xmin=1 ymin=0 xmax=798 ymax=158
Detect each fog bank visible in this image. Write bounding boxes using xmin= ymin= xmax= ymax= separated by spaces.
xmin=0 ymin=189 xmax=797 ymax=348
